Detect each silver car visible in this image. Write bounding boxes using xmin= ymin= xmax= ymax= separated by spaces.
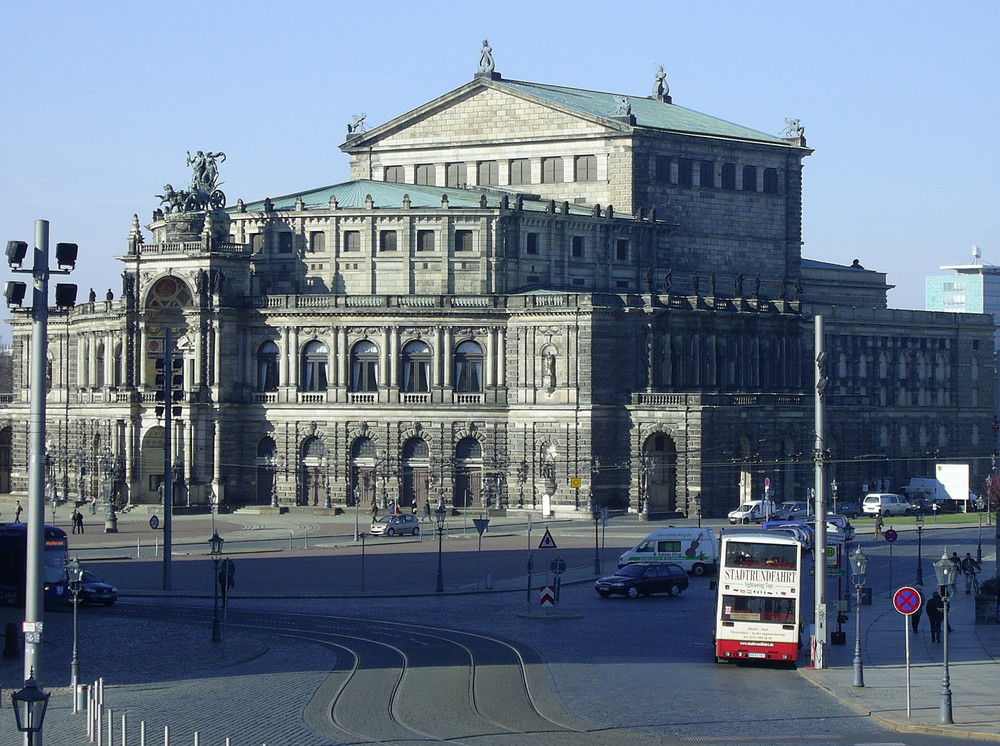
xmin=370 ymin=514 xmax=421 ymax=536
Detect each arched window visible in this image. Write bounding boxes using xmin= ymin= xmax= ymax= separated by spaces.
xmin=300 ymin=340 xmax=328 ymax=392
xmin=454 ymin=340 xmax=483 ymax=393
xmin=95 ymin=342 xmax=106 ymax=387
xmin=401 ymin=340 xmax=431 ymax=392
xmin=113 ymin=343 xmax=124 ymax=387
xmin=351 ymin=340 xmax=379 ymax=392
xmin=257 ymin=341 xmax=279 ymax=392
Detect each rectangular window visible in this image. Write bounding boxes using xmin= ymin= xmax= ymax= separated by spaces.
xmin=446 ymin=162 xmax=465 ymax=187
xmin=655 ymin=156 xmax=671 ymax=182
xmin=700 ymin=161 xmax=715 ymax=188
xmin=541 ymin=157 xmax=563 ymax=184
xmin=616 ymin=280 xmax=629 ymax=289
xmin=575 ymin=155 xmax=597 ymax=182
xmin=571 ymin=236 xmax=584 ymax=258
xmin=309 ymin=232 xmax=325 ymax=253
xmin=454 ymin=230 xmax=473 ymax=252
xmin=379 ymin=230 xmax=398 ymax=252
xmin=763 ymin=168 xmax=779 ymax=193
xmin=250 ymin=234 xmax=264 ymax=253
xmin=677 ymin=159 xmax=693 ymax=187
xmin=417 ymin=230 xmax=435 ymax=252
xmin=615 ymin=239 xmax=629 ymax=261
xmin=526 ymin=233 xmax=540 ymax=255
xmin=477 ymin=161 xmax=498 ymax=186
xmin=721 ymin=163 xmax=736 ymax=190
xmin=509 ymin=159 xmax=530 ymax=185
xmin=344 ymin=231 xmax=361 ymax=252
xmin=742 ymin=165 xmax=757 ymax=192
xmin=384 ymin=166 xmax=405 ymax=183
xmin=278 ymin=233 xmax=294 ymax=253
xmin=415 ymin=164 xmax=435 ymax=186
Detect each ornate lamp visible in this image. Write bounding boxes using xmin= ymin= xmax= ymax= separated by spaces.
xmin=933 ymin=551 xmax=956 ymax=724
xmin=850 ymin=546 xmax=868 ymax=687
xmin=11 ymin=675 xmax=49 ymax=742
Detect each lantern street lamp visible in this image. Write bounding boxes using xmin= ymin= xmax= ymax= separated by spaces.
xmin=435 ymin=503 xmax=447 ymax=592
xmin=933 ymin=551 xmax=957 ymax=724
xmin=11 ymin=673 xmax=50 ymax=745
xmin=850 ymin=546 xmax=869 ymax=687
xmin=591 ymin=492 xmax=602 ymax=575
xmin=209 ymin=532 xmax=224 ymax=642
xmin=831 ymin=479 xmax=839 ymax=514
xmin=915 ymin=510 xmax=925 ymax=585
xmin=66 ymin=556 xmax=84 ymax=714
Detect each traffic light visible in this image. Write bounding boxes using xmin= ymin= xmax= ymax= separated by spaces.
xmin=170 ymin=357 xmax=183 ymax=416
xmin=155 ymin=358 xmax=167 ymax=418
xmin=154 ymin=355 xmax=184 ymax=418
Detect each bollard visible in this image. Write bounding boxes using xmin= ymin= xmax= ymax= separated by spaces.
xmin=75 ymin=683 xmax=88 ymax=713
xmin=136 ymin=538 xmax=141 ymax=558
xmin=486 ymin=573 xmax=493 ymax=590
xmin=2 ymin=622 xmax=19 ymax=659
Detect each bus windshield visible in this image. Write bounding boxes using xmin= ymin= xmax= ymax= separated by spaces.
xmin=724 ymin=540 xmax=798 ymax=570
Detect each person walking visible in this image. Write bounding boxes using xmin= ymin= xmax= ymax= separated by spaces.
xmin=910 ymin=585 xmax=924 ymax=633
xmin=70 ymin=510 xmax=78 ymax=534
xmin=927 ymin=590 xmax=945 ymax=642
xmin=370 ymin=500 xmax=379 ymax=521
xmin=873 ymin=513 xmax=884 ymax=538
xmin=75 ymin=510 xmax=85 ymax=534
xmin=961 ymin=552 xmax=982 ymax=594
xmin=14 ymin=501 xmax=22 ymax=523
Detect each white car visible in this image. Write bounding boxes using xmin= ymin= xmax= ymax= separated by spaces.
xmin=862 ymin=493 xmax=912 ymax=517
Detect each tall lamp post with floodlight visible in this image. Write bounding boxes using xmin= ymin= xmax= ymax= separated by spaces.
xmin=66 ymin=556 xmax=83 ymax=714
xmin=850 ymin=545 xmax=868 ymax=687
xmin=209 ymin=532 xmax=224 ymax=642
xmin=435 ymin=503 xmax=447 ymax=592
xmin=915 ymin=510 xmax=925 ymax=584
xmin=933 ymin=551 xmax=957 ymax=724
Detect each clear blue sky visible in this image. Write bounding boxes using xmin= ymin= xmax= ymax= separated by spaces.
xmin=2 ymin=0 xmax=997 ymax=338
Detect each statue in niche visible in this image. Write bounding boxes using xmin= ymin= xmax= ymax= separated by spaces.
xmin=211 ymin=269 xmax=225 ymax=294
xmin=478 ymin=39 xmax=495 ymax=75
xmin=646 ymin=267 xmax=655 ymax=294
xmin=709 ymin=273 xmax=716 ymax=297
xmin=751 ymin=275 xmax=760 ymax=299
xmin=794 ymin=276 xmax=803 ymax=300
xmin=541 ymin=349 xmax=557 ymax=391
xmin=121 ymin=272 xmax=135 ymax=302
xmin=778 ymin=276 xmax=787 ymax=300
xmin=663 ymin=269 xmax=673 ymax=294
xmin=196 ymin=268 xmax=209 ymax=295
xmin=691 ymin=274 xmax=700 ymax=296
xmin=734 ymin=273 xmax=743 ymax=297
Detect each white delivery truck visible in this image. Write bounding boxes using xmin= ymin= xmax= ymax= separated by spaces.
xmin=618 ymin=527 xmax=719 ymax=576
xmin=727 ymin=499 xmax=776 ymax=524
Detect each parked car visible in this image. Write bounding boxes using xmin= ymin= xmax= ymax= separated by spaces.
xmin=833 ymin=501 xmax=860 ymax=519
xmin=727 ymin=500 xmax=776 ymax=524
xmin=862 ymin=493 xmax=912 ymax=517
xmin=76 ymin=569 xmax=117 ymax=607
xmin=370 ymin=514 xmax=421 ymax=536
xmin=762 ymin=521 xmax=814 ymax=551
xmin=594 ymin=562 xmax=689 ymax=599
xmin=772 ymin=501 xmax=813 ymax=521
xmin=807 ymin=514 xmax=855 ymax=542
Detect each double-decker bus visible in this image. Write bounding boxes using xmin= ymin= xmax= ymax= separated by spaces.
xmin=715 ymin=529 xmax=802 ymax=664
xmin=0 ymin=522 xmax=70 ymax=607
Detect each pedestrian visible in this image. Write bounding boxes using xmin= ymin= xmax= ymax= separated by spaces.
xmin=873 ymin=513 xmax=884 ymax=538
xmin=910 ymin=585 xmax=924 ymax=633
xmin=927 ymin=590 xmax=944 ymax=642
xmin=89 ymin=496 xmax=97 ymax=515
xmin=370 ymin=500 xmax=378 ymax=520
xmin=75 ymin=510 xmax=85 ymax=534
xmin=70 ymin=510 xmax=78 ymax=534
xmin=961 ymin=552 xmax=982 ymax=594
xmin=423 ymin=502 xmax=431 ymax=520
xmin=14 ymin=501 xmax=22 ymax=523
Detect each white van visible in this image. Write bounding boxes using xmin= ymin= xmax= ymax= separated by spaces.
xmin=618 ymin=527 xmax=719 ymax=576
xmin=862 ymin=493 xmax=912 ymax=517
xmin=727 ymin=500 xmax=776 ymax=525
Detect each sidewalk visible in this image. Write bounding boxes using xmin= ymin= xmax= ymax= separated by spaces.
xmin=800 ymin=585 xmax=1000 ymax=740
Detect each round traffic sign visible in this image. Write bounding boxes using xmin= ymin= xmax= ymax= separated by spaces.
xmin=883 ymin=528 xmax=898 ymax=543
xmin=893 ymin=586 xmax=922 ymax=615
xmin=551 ymin=558 xmax=566 ymax=575
xmin=764 ymin=477 xmax=771 ymax=488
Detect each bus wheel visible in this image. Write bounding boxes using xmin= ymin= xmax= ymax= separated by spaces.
xmin=691 ymin=563 xmax=706 ymax=577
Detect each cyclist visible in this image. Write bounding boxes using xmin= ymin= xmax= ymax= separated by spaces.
xmin=961 ymin=552 xmax=982 ymax=594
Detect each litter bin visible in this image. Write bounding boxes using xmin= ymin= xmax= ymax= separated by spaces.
xmin=860 ymin=587 xmax=872 ymax=606
xmin=75 ymin=684 xmax=88 ymax=713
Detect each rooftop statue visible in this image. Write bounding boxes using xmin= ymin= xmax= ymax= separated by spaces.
xmin=782 ymin=118 xmax=805 ymax=139
xmin=653 ymin=65 xmax=671 ymax=103
xmin=347 ymin=113 xmax=367 ymax=135
xmin=478 ymin=39 xmax=495 ymax=75
xmin=612 ymin=97 xmax=632 ymax=117
xmin=156 ymin=152 xmax=227 ymax=214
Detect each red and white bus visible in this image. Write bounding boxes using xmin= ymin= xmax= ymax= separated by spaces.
xmin=714 ymin=529 xmax=802 ymax=664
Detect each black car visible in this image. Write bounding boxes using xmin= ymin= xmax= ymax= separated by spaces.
xmin=594 ymin=562 xmax=689 ymax=599
xmin=833 ymin=501 xmax=860 ymax=519
xmin=76 ymin=569 xmax=118 ymax=606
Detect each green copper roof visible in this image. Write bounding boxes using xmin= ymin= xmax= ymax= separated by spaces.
xmin=499 ymin=79 xmax=794 ymax=146
xmin=235 ymin=180 xmax=612 ymax=216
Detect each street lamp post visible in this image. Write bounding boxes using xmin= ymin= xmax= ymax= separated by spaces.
xmin=977 ymin=511 xmax=983 ymax=564
xmin=435 ymin=503 xmax=447 ymax=592
xmin=11 ymin=675 xmax=49 ymax=746
xmin=65 ymin=556 xmax=83 ymax=714
xmin=933 ymin=552 xmax=957 ymax=724
xmin=353 ymin=486 xmax=361 ymax=542
xmin=591 ymin=492 xmax=601 ymax=575
xmin=850 ymin=546 xmax=869 ymax=687
xmin=831 ymin=480 xmax=839 ymax=514
xmin=915 ymin=511 xmax=925 ymax=585
xmin=209 ymin=532 xmax=224 ymax=642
